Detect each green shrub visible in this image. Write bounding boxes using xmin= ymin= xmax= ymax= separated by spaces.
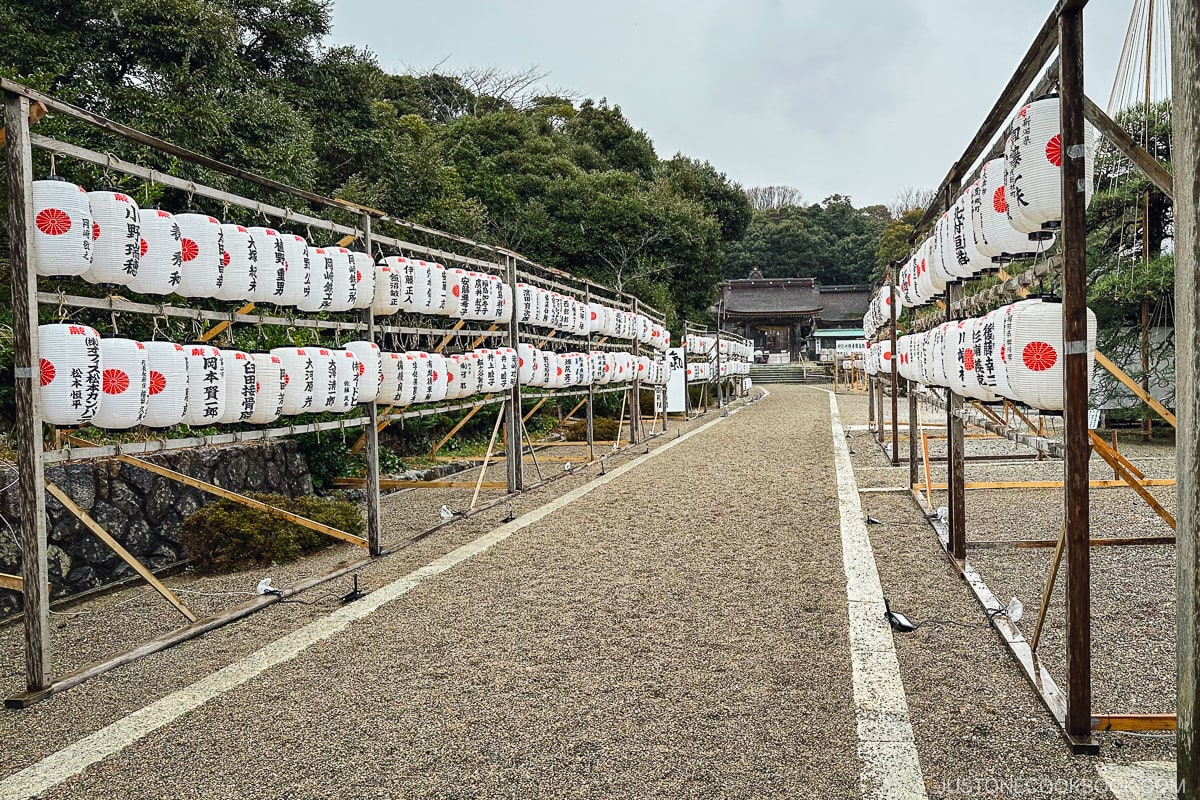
xmin=564 ymin=416 xmax=620 ymax=441
xmin=179 ymin=492 xmax=364 ymax=572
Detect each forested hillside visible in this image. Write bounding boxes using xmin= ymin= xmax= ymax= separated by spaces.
xmin=0 ymin=0 xmax=754 ymax=325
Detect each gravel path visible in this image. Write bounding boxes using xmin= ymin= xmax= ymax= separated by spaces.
xmin=5 ymin=387 xmax=868 ymax=799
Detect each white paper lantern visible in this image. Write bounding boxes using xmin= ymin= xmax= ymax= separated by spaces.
xmin=32 ymin=179 xmax=92 ymax=277
xmin=217 ymin=350 xmax=256 ymax=424
xmin=373 ymin=264 xmax=403 ymax=315
xmin=328 ymin=247 xmax=357 ymax=312
xmin=249 ymin=353 xmax=287 ymax=425
xmin=141 ymin=341 xmax=189 ymax=428
xmin=378 ymin=352 xmax=402 ymax=404
xmin=39 ymin=323 xmax=102 ymax=426
xmin=972 ymin=309 xmax=1003 ymax=396
xmin=84 ymin=190 xmax=140 ymax=286
xmin=170 ymin=213 xmax=223 ymax=298
xmin=271 ymin=347 xmax=315 ymax=416
xmin=127 ymin=210 xmax=183 ymax=295
xmin=516 ymin=283 xmax=537 ymax=324
xmin=309 ymin=348 xmax=338 ymax=411
xmin=345 ymin=341 xmax=381 ymax=404
xmin=351 ymin=252 xmax=375 ymax=310
xmin=92 ymin=338 xmax=149 ymax=429
xmin=447 ymin=268 xmax=473 ymax=320
xmin=518 ymin=343 xmax=538 ymax=385
xmin=328 ymin=350 xmax=362 ymax=413
xmin=974 ymin=158 xmax=1053 ymax=260
xmin=298 ymin=247 xmax=336 ymax=312
xmin=278 ymin=233 xmax=311 ymax=308
xmin=1004 ymin=299 xmax=1097 ymax=411
xmin=217 ymin=224 xmax=258 ymax=302
xmin=1005 ymin=97 xmax=1094 ymax=234
xmin=180 ymin=344 xmax=225 ymax=425
xmin=248 ymin=227 xmax=288 ymax=304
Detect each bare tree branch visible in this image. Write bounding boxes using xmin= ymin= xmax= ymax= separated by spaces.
xmin=745 ymin=185 xmax=804 ymax=211
xmin=888 ymin=186 xmax=936 ymax=218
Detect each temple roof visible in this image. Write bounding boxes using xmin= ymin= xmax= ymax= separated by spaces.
xmin=717 ymin=279 xmax=871 ymax=321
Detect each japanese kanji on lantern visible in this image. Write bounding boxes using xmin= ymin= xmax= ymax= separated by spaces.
xmin=172 ymin=213 xmax=223 ymax=298
xmin=1004 ymin=97 xmax=1095 ymax=235
xmin=271 ymin=347 xmax=314 ymax=416
xmin=84 ymin=190 xmax=140 ymax=286
xmin=217 ymin=350 xmax=257 ymax=424
xmin=351 ymin=251 xmax=375 ymax=310
xmin=249 ymin=227 xmax=287 ymax=305
xmin=345 ymin=341 xmax=382 ymax=404
xmin=378 ymin=352 xmax=404 ymax=405
xmin=973 ymin=158 xmax=1051 ymax=261
xmin=217 ymin=224 xmax=258 ymax=302
xmin=328 ymin=350 xmax=362 ymax=413
xmin=128 ymin=209 xmax=183 ymax=295
xmin=308 ymin=348 xmax=338 ymax=411
xmin=92 ymin=338 xmax=149 ymax=430
xmin=32 ymin=178 xmax=93 ymax=277
xmin=278 ymin=233 xmax=311 ymax=308
xmin=1002 ymin=298 xmax=1097 ymax=412
xmin=39 ymin=323 xmax=102 ymax=426
xmin=248 ymin=353 xmax=287 ymax=425
xmin=298 ymin=247 xmax=335 ymax=312
xmin=141 ymin=341 xmax=189 ymax=428
xmin=327 ymin=247 xmax=357 ymax=311
xmin=407 ymin=261 xmax=447 ymax=316
xmin=373 ymin=264 xmax=403 ymax=315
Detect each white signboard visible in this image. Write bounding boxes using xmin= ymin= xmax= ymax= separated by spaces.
xmin=836 ymin=339 xmax=866 ymax=355
xmin=666 ymin=347 xmax=687 ymax=413
xmin=654 ymin=387 xmax=664 ymax=413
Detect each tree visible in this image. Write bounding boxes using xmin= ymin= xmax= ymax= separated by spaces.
xmin=875 ymin=208 xmax=926 ymax=282
xmin=745 ymin=185 xmax=804 ymax=211
xmin=888 ymin=187 xmax=935 ymax=219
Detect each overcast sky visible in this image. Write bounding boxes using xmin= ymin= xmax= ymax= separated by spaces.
xmin=329 ymin=1 xmax=1139 ymax=209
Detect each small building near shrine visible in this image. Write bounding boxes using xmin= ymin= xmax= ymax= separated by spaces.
xmin=715 ymin=269 xmax=870 ymax=363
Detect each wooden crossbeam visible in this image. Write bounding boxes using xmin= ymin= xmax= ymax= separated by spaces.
xmin=45 ymin=481 xmax=198 ymax=622
xmin=1094 ymin=351 xmax=1177 ymax=427
xmin=114 ymin=455 xmax=368 ymax=547
xmin=0 ymin=573 xmax=23 ymax=591
xmin=428 ymin=399 xmax=492 ymax=457
xmin=1089 ymin=432 xmax=1176 ymax=529
xmin=970 ymin=536 xmax=1175 ymax=549
xmin=522 ymin=396 xmax=549 ymax=424
xmin=198 ymin=302 xmax=256 ymax=343
xmin=916 ymin=478 xmax=1175 ymax=491
xmin=1091 ymin=713 xmax=1177 ymax=732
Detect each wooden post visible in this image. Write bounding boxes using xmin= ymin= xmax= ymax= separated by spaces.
xmin=585 ymin=288 xmax=595 ymax=463
xmin=629 ymin=297 xmax=641 ymax=444
xmin=6 ymin=90 xmax=51 ymax=695
xmin=867 ymin=372 xmax=876 ymax=431
xmin=360 ymin=214 xmax=382 ymax=556
xmin=889 ymin=268 xmax=899 ymax=466
xmin=1060 ymin=5 xmax=1096 ymax=753
xmin=504 ymin=255 xmax=523 ymax=492
xmin=946 ymin=280 xmax=967 ymax=563
xmin=1174 ymin=0 xmax=1200 ymax=785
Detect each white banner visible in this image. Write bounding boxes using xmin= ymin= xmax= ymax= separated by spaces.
xmin=666 ymin=347 xmax=686 ymax=412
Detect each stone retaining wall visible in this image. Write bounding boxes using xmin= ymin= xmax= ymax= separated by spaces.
xmin=0 ymin=440 xmax=312 ymax=617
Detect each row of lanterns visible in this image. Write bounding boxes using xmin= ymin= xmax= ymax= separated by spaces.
xmin=683 ymin=335 xmax=752 ymax=361
xmin=875 ymin=96 xmax=1097 ymax=320
xmin=38 ymin=323 xmax=673 ymax=429
xmin=876 ymin=298 xmax=1097 ymax=412
xmin=30 ymin=180 xmax=669 ymax=346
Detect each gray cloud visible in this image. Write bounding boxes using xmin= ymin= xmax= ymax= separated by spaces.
xmin=330 ymin=0 xmax=1139 ymax=207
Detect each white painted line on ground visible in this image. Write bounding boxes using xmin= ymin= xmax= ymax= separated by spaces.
xmin=1096 ymin=761 xmax=1176 ymax=799
xmin=827 ymin=391 xmax=928 ymax=800
xmin=0 ymin=398 xmax=759 ymax=800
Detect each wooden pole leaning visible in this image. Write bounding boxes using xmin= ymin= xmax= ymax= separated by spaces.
xmin=1059 ymin=5 xmax=1097 ymax=753
xmin=6 ymin=90 xmax=51 ymax=696
xmin=472 ymin=403 xmax=507 ymax=510
xmin=45 ymin=482 xmax=197 ymax=623
xmin=113 ymin=455 xmax=367 ymax=548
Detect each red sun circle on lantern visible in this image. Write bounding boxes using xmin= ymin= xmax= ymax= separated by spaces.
xmin=181 ymin=238 xmax=199 ymax=262
xmin=148 ymin=371 xmax=166 ymax=395
xmin=39 ymin=358 xmax=55 ymax=386
xmin=102 ymin=368 xmax=130 ymax=395
xmin=36 ymin=208 xmax=72 ymax=236
xmin=1045 ymin=134 xmax=1062 ymax=167
xmin=222 ymin=251 xmax=231 ymax=267
xmin=1022 ymin=341 xmax=1057 ymax=372
xmin=139 ymin=238 xmax=149 ymax=257
xmin=92 ymin=222 xmax=100 ymax=240
xmin=358 ymin=363 xmax=365 ymax=376
xmin=451 ymin=285 xmax=461 ymax=298
xmin=963 ymin=348 xmax=975 ymax=371
xmin=993 ymin=186 xmax=1007 ymax=214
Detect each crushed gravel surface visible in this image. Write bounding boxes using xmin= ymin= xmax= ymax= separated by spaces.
xmin=1 ymin=384 xmax=1179 ymax=799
